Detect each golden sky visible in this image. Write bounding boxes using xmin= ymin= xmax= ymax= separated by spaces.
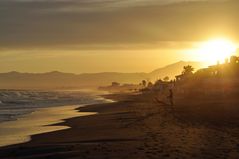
xmin=0 ymin=0 xmax=239 ymax=73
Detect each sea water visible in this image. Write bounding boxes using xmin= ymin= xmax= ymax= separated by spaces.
xmin=0 ymin=90 xmax=107 ymax=123
xmin=0 ymin=89 xmax=110 ymax=147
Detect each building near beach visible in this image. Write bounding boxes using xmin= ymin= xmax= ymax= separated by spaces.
xmin=196 ymin=56 xmax=239 ymax=78
xmin=174 ymin=55 xmax=239 ymax=96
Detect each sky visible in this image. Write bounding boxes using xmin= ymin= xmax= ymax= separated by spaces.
xmin=0 ymin=0 xmax=239 ymax=73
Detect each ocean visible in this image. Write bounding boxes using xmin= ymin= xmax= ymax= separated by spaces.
xmin=0 ymin=89 xmax=108 ymax=123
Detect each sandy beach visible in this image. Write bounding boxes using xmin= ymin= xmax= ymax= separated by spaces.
xmin=1 ymin=92 xmax=239 ymax=159
xmin=0 ymin=105 xmax=96 ymax=148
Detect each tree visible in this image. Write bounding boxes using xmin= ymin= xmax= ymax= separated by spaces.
xmin=163 ymin=76 xmax=170 ymax=82
xmin=230 ymin=56 xmax=239 ymax=64
xmin=142 ymin=80 xmax=147 ymax=87
xmin=147 ymin=82 xmax=153 ymax=88
xmin=182 ymin=65 xmax=194 ymax=75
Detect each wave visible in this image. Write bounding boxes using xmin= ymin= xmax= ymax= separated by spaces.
xmin=0 ymin=90 xmax=106 ymax=123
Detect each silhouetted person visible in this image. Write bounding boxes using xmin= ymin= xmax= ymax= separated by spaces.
xmin=168 ymin=89 xmax=174 ymax=106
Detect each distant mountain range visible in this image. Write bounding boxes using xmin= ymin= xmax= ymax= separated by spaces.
xmin=0 ymin=61 xmax=204 ymax=89
xmin=149 ymin=61 xmax=204 ymax=81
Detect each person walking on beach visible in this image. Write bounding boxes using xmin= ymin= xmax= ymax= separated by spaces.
xmin=168 ymin=89 xmax=174 ymax=106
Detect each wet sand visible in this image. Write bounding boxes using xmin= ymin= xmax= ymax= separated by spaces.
xmin=1 ymin=92 xmax=239 ymax=159
xmin=0 ymin=105 xmax=96 ymax=147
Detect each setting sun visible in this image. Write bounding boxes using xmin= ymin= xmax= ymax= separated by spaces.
xmin=196 ymin=39 xmax=237 ymax=65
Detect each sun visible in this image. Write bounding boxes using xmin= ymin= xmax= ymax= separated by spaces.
xmin=196 ymin=39 xmax=237 ymax=65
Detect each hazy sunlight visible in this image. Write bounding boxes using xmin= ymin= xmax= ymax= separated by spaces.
xmin=196 ymin=39 xmax=237 ymax=65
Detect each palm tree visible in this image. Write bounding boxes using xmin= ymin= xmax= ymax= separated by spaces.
xmin=182 ymin=65 xmax=194 ymax=75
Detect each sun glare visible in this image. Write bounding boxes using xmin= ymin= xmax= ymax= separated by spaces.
xmin=196 ymin=39 xmax=237 ymax=65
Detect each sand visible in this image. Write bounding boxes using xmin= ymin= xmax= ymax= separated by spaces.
xmin=1 ymin=92 xmax=239 ymax=159
xmin=0 ymin=105 xmax=96 ymax=147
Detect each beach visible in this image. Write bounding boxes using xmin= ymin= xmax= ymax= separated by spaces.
xmin=0 ymin=105 xmax=96 ymax=147
xmin=1 ymin=92 xmax=239 ymax=159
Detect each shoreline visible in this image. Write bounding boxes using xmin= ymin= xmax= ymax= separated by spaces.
xmin=0 ymin=89 xmax=114 ymax=147
xmin=1 ymin=92 xmax=239 ymax=158
xmin=0 ymin=105 xmax=97 ymax=147
xmin=0 ymin=89 xmax=111 ymax=124
xmin=0 ymin=90 xmax=116 ymax=148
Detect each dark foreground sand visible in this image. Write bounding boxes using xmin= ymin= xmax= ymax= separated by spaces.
xmin=1 ymin=92 xmax=239 ymax=159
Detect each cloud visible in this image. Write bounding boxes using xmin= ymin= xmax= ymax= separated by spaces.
xmin=0 ymin=0 xmax=238 ymax=50
xmin=0 ymin=0 xmax=203 ymax=13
